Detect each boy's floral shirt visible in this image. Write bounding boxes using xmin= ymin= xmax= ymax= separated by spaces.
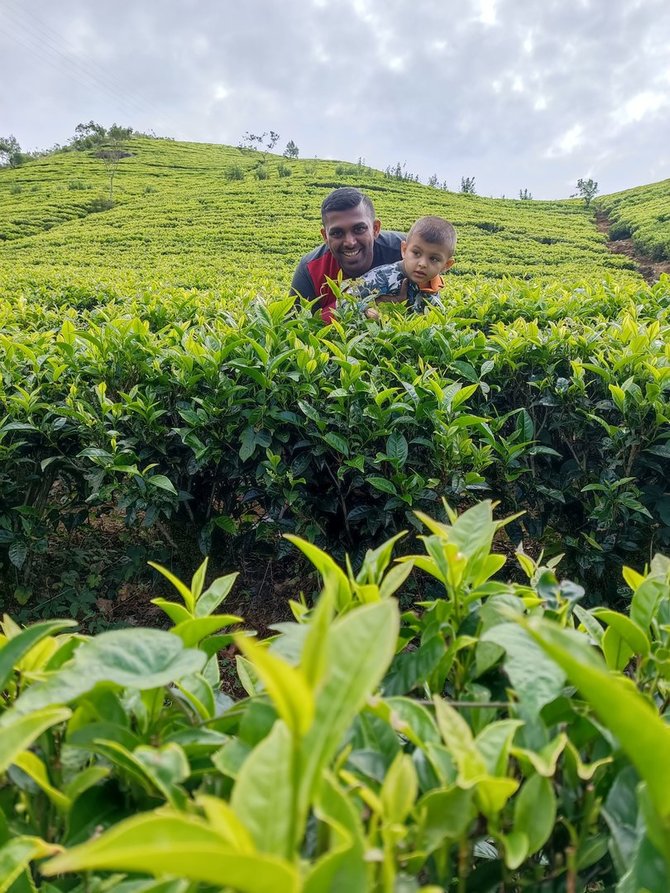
xmin=341 ymin=260 xmax=444 ymax=314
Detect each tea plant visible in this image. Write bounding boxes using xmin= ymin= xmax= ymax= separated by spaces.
xmin=1 ymin=502 xmax=669 ymax=891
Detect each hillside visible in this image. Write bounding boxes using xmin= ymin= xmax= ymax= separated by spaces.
xmin=1 ymin=139 xmax=670 ymax=893
xmin=597 ymin=177 xmax=670 ymax=262
xmin=0 ymin=137 xmax=639 ymax=303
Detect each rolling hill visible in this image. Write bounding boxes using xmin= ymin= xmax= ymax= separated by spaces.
xmin=0 ymin=136 xmax=646 ymax=303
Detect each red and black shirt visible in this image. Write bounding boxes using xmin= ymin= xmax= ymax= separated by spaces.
xmin=290 ymin=231 xmax=405 ymax=323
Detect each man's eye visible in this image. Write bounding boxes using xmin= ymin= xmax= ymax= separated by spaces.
xmin=330 ymin=230 xmax=343 ymax=238
xmin=353 ymin=225 xmax=367 ymax=233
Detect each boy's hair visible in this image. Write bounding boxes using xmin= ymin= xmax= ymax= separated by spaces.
xmin=321 ymin=187 xmax=376 ymax=223
xmin=407 ymin=216 xmax=457 ymax=256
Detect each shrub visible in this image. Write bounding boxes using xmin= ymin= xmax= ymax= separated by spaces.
xmin=87 ymin=196 xmax=115 ymax=213
xmin=224 ymin=163 xmax=245 ymax=181
xmin=2 ymin=502 xmax=670 ymax=891
xmin=608 ymin=221 xmax=633 ymax=240
xmin=277 ymin=161 xmax=292 ymax=178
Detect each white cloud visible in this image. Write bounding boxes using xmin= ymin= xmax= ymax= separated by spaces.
xmin=618 ymin=90 xmax=666 ymax=125
xmin=475 ymin=0 xmax=498 ymax=26
xmin=212 ymin=84 xmax=230 ymax=102
xmin=2 ymin=0 xmax=669 ymax=199
xmin=545 ymin=125 xmax=584 ymax=158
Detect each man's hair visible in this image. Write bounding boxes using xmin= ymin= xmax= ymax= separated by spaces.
xmin=321 ymin=187 xmax=376 ymax=223
xmin=407 ymin=216 xmax=457 ymax=256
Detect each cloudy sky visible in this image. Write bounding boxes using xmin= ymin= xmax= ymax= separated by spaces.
xmin=2 ymin=0 xmax=669 ymax=199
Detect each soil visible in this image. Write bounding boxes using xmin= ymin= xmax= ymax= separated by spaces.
xmin=595 ymin=211 xmax=670 ymax=284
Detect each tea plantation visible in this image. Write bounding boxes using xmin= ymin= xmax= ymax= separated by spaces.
xmin=1 ymin=137 xmax=669 ymax=892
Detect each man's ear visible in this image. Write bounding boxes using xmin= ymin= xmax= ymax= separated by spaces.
xmin=320 ymin=226 xmax=327 ymax=243
xmin=372 ymin=218 xmax=381 ymax=238
xmin=442 ymin=258 xmax=456 ymax=272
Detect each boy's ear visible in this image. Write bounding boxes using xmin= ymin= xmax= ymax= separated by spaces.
xmin=400 ymin=240 xmax=407 ymax=256
xmin=442 ymin=258 xmax=455 ymax=272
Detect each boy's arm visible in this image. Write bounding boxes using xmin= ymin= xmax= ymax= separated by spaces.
xmin=342 ymin=262 xmax=404 ymax=315
xmin=423 ymin=291 xmax=446 ymax=310
xmin=340 ymin=273 xmax=379 ymax=315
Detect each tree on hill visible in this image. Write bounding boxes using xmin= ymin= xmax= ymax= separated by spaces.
xmin=92 ymin=126 xmax=134 ymax=202
xmin=460 ymin=176 xmax=476 ymax=194
xmin=0 ymin=135 xmax=25 ymax=168
xmin=283 ymin=140 xmax=299 ymax=158
xmin=238 ymin=131 xmax=281 ymax=155
xmin=70 ymin=122 xmax=134 ymax=151
xmin=70 ymin=121 xmax=107 ymax=149
xmin=574 ymin=177 xmax=599 ymax=207
xmin=519 ymin=188 xmax=533 ymax=200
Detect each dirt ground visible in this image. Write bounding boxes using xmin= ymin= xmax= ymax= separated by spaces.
xmin=596 ymin=211 xmax=670 ymax=283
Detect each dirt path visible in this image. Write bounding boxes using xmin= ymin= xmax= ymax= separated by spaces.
xmin=595 ymin=211 xmax=670 ymax=284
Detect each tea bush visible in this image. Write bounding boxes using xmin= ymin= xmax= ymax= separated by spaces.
xmin=0 ymin=283 xmax=668 ymax=616
xmin=598 ymin=178 xmax=670 ymax=262
xmin=1 ymin=501 xmax=669 ymax=891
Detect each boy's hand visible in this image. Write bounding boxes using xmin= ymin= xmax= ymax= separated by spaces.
xmin=364 ymin=306 xmax=381 ymax=322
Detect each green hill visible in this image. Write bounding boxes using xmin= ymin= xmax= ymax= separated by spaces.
xmin=597 ymin=178 xmax=670 ymax=261
xmin=0 ymin=134 xmax=668 ymax=622
xmin=0 ymin=137 xmax=640 ymax=302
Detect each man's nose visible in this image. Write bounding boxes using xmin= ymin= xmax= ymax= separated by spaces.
xmin=342 ymin=231 xmax=357 ymax=247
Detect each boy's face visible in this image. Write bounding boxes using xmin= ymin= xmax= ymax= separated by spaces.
xmin=401 ymin=235 xmax=454 ymax=285
xmin=321 ymin=202 xmax=381 ymax=278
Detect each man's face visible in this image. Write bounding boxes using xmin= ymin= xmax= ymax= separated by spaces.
xmin=321 ymin=203 xmax=381 ymax=278
xmin=401 ymin=235 xmax=454 ymax=285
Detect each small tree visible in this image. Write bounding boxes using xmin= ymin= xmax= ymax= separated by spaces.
xmin=93 ymin=126 xmax=133 ymax=202
xmin=0 ymin=135 xmax=23 ymax=167
xmin=519 ymin=188 xmax=533 ymax=200
xmin=460 ymin=176 xmax=476 ymax=194
xmin=428 ymin=173 xmax=439 ymax=188
xmin=239 ymin=131 xmax=280 ymax=156
xmin=575 ymin=177 xmax=599 ymax=207
xmin=283 ymin=140 xmax=299 ymax=159
xmin=70 ymin=122 xmax=107 ymax=150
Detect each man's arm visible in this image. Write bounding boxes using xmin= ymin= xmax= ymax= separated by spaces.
xmin=289 ymin=260 xmax=316 ymax=302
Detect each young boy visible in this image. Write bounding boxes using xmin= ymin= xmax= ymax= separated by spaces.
xmin=341 ymin=215 xmax=456 ymax=319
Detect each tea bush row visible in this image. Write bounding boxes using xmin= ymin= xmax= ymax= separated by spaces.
xmin=1 ymin=283 xmax=668 ymax=616
xmin=598 ymin=177 xmax=670 ymax=261
xmin=1 ymin=501 xmax=669 ymax=890
xmin=0 ymin=137 xmax=637 ymax=293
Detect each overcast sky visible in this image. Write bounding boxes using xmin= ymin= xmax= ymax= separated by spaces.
xmin=2 ymin=0 xmax=669 ymax=199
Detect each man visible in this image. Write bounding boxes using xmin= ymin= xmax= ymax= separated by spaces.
xmin=290 ymin=187 xmax=404 ymax=323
